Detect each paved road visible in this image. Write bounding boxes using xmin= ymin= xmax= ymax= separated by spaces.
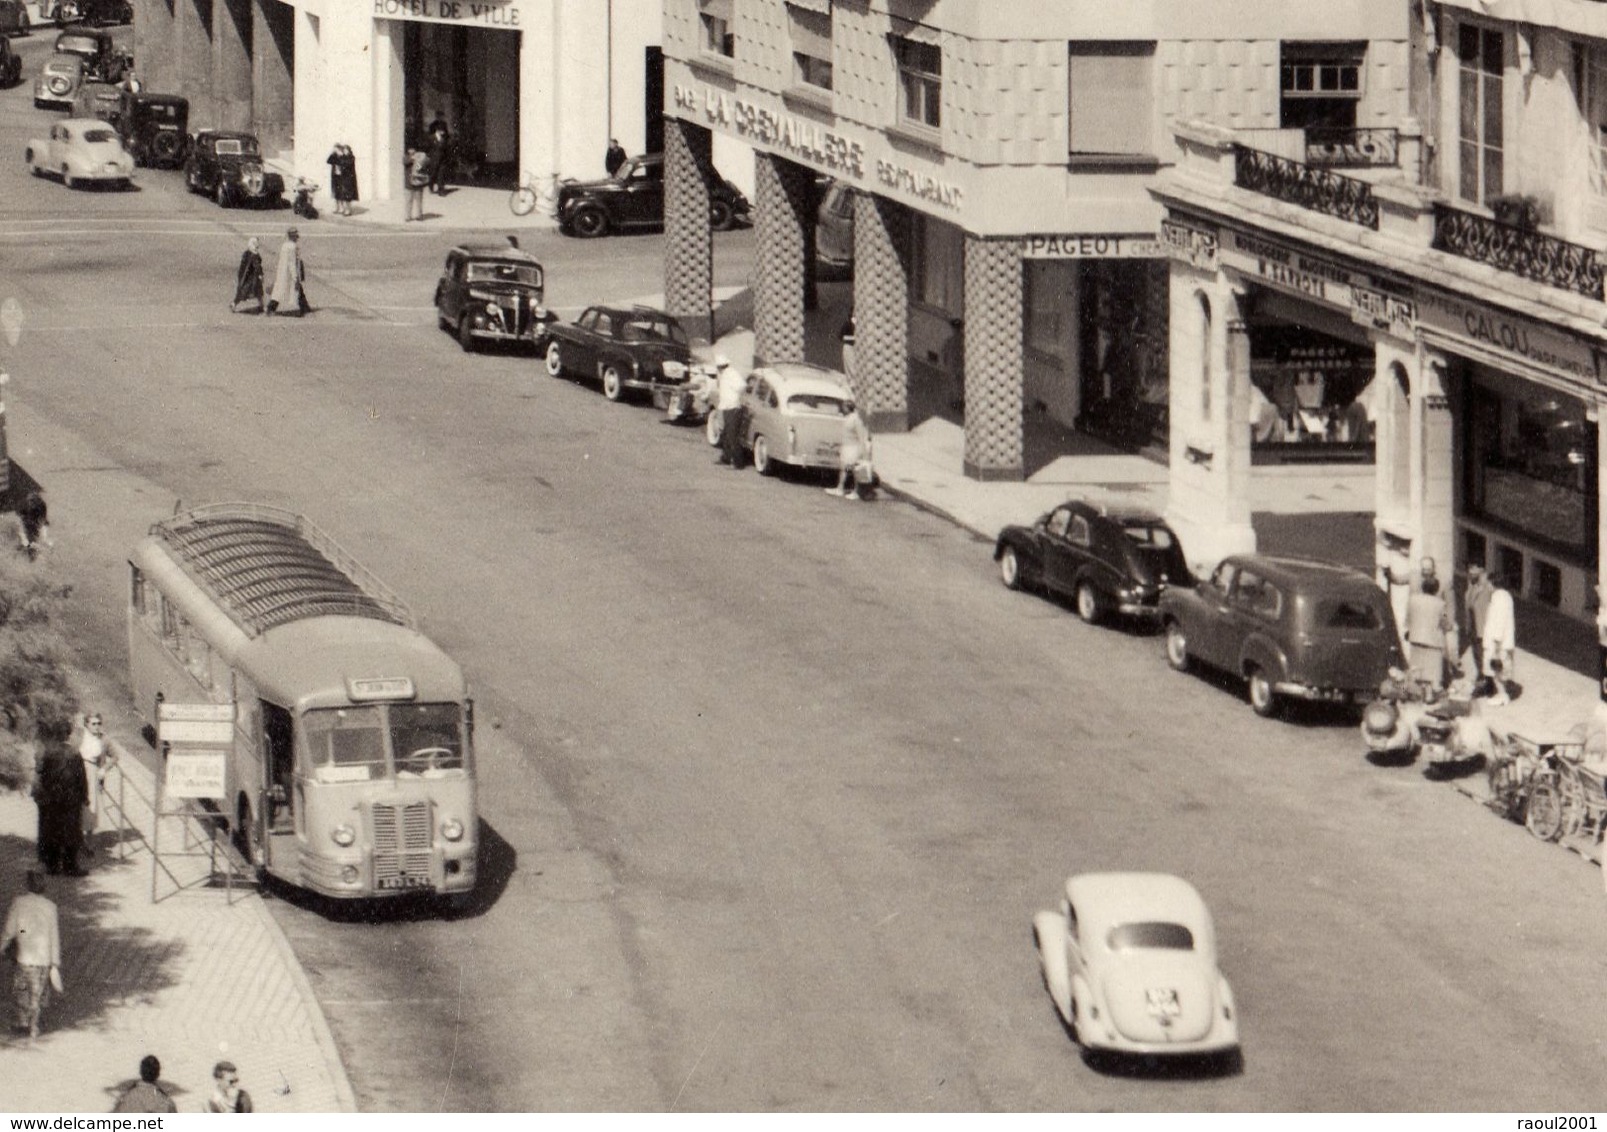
xmin=5 ymin=37 xmax=1607 ymax=1110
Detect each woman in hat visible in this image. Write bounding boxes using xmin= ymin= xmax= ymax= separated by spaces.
xmin=230 ymin=236 xmax=264 ymax=314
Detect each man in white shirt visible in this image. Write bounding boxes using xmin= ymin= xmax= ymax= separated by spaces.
xmin=714 ymin=356 xmax=746 ymax=469
xmin=1482 ymin=574 xmax=1517 ymax=705
xmin=2 ymin=871 xmax=61 ymax=1040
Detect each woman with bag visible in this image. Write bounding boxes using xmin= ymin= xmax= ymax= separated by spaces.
xmin=2 ymin=870 xmax=62 ymax=1041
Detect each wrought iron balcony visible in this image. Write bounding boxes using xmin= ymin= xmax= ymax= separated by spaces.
xmin=1232 ymin=145 xmax=1379 ymax=229
xmin=1302 ymin=127 xmax=1398 ymax=168
xmin=1431 ymin=204 xmax=1605 ymax=301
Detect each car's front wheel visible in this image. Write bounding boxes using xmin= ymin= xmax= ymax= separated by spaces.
xmin=601 ymin=364 xmax=625 ymax=402
xmin=752 ymin=434 xmax=774 ymax=476
xmin=570 ymin=206 xmax=608 ymax=238
xmin=457 ymin=314 xmax=477 ymax=353
xmin=1247 ymin=667 xmax=1278 ymax=718
xmin=544 ymin=340 xmax=564 ymax=377
xmin=1164 ymin=620 xmax=1191 ymax=672
xmin=1075 ymin=580 xmax=1105 ymax=625
xmin=999 ymin=546 xmax=1024 ymax=591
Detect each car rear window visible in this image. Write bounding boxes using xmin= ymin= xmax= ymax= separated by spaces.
xmin=1107 ymin=922 xmax=1194 ymax=951
xmin=787 ymin=393 xmax=849 ymax=415
xmin=1122 ymin=523 xmax=1174 ymax=549
xmin=1315 ymin=597 xmax=1386 ymax=631
xmin=621 ymin=317 xmax=687 ymax=345
xmin=82 ymin=129 xmax=115 ymax=143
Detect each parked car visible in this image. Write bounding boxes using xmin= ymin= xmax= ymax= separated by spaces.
xmin=737 ymin=363 xmax=855 ymax=477
xmin=1032 ymin=873 xmax=1239 ymax=1062
xmin=69 ymin=0 xmax=130 ymax=25
xmin=0 ymin=37 xmax=21 ymax=87
xmin=117 ymin=92 xmax=187 ymax=167
xmin=994 ymin=500 xmax=1190 ymax=625
xmin=816 ymin=179 xmax=856 ymax=278
xmin=0 ymin=0 xmax=31 ymax=35
xmin=32 ymin=50 xmax=83 ymax=108
xmin=25 ymin=117 xmax=133 ymax=188
xmin=184 ymin=130 xmax=284 ymax=208
xmin=541 ymin=305 xmax=693 ymax=401
xmin=555 ymin=152 xmax=749 ymax=238
xmin=1158 ymin=554 xmax=1404 ymax=718
xmin=432 ymin=244 xmax=555 ymax=354
xmin=70 ymin=78 xmax=121 ymax=123
xmin=53 ymin=25 xmax=122 ymax=82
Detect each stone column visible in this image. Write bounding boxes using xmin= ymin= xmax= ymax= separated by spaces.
xmin=136 ymin=0 xmax=179 ymax=96
xmin=211 ymin=0 xmax=251 ymax=132
xmin=752 ymin=152 xmax=812 ymax=365
xmin=851 ymin=192 xmax=910 ymax=434
xmin=251 ymin=0 xmax=293 ymax=155
xmin=663 ymin=117 xmax=714 ymax=344
xmin=1417 ymin=352 xmax=1456 ymax=593
xmin=961 ymin=235 xmax=1024 ymax=481
xmin=178 ymin=0 xmax=214 ymax=130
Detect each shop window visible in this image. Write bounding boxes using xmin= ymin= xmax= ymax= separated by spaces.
xmin=699 ymin=0 xmax=734 ymax=59
xmin=1534 ymin=560 xmax=1563 ymax=607
xmin=1497 ymin=545 xmax=1525 ymax=592
xmin=1077 ymin=260 xmax=1170 ymax=449
xmin=893 ymin=35 xmax=941 ymax=130
xmin=909 ymin=212 xmax=963 ymax=315
xmin=1280 ymin=42 xmax=1365 ymax=131
xmin=1457 ymin=23 xmax=1504 ymax=206
xmin=1468 ymin=378 xmax=1595 ymax=557
xmin=788 ymin=3 xmax=832 ymax=91
xmin=1248 ymin=322 xmax=1376 ymax=465
xmin=1463 ymin=529 xmax=1488 ymax=573
xmin=1068 ymin=42 xmax=1154 ymax=158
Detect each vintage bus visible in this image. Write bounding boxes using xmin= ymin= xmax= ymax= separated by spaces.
xmin=127 ymin=503 xmax=477 ymax=902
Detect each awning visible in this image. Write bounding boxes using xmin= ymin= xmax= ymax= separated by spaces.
xmin=1435 ymin=0 xmax=1607 ymax=40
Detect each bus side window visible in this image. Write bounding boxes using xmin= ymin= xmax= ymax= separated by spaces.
xmin=129 ymin=564 xmax=146 ymax=617
xmin=159 ymin=596 xmax=180 ymax=652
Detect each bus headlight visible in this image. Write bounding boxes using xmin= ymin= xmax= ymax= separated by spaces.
xmin=331 ymin=823 xmax=356 ymax=847
xmin=440 ymin=817 xmax=465 ymax=842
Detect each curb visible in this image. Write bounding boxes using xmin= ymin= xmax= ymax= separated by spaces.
xmin=875 ymin=479 xmax=993 ymax=543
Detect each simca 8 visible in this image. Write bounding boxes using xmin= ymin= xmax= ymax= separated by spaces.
xmin=541 ymin=305 xmax=693 ymax=402
xmin=433 ymin=244 xmax=555 ymax=353
xmin=184 ymin=129 xmax=284 ymax=208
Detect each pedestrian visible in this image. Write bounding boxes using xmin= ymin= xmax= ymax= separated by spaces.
xmin=426 ymin=112 xmax=450 ymax=195
xmin=2 ymin=870 xmax=61 ymax=1042
xmin=76 ymin=713 xmax=110 ymax=854
xmin=1405 ymin=575 xmax=1453 ymax=689
xmin=326 ymin=143 xmax=358 ymax=217
xmin=1483 ymin=573 xmax=1517 ymax=703
xmin=1463 ymin=563 xmax=1493 ymax=676
xmin=33 ymin=714 xmax=87 ymax=876
xmin=205 ymin=1059 xmax=254 ymax=1113
xmin=713 ymin=356 xmax=747 ymax=469
xmin=230 ymin=235 xmax=264 ymax=314
xmin=266 ymin=228 xmax=310 ymax=317
xmin=404 ymin=148 xmax=429 ymax=222
xmin=605 ymin=137 xmax=627 ymax=178
xmin=827 ymin=403 xmax=871 ymax=499
xmin=112 ymin=1055 xmax=176 ymax=1113
xmin=17 ymin=490 xmax=51 ymax=558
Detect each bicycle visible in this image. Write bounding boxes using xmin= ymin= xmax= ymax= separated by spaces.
xmin=509 ymin=170 xmax=557 ymax=217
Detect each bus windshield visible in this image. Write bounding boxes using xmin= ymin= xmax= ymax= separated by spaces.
xmin=302 ymin=703 xmax=466 ymax=782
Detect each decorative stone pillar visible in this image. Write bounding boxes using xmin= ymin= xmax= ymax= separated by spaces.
xmin=663 ymin=117 xmax=714 ymax=344
xmin=251 ymin=0 xmax=293 ymax=155
xmin=961 ymin=235 xmax=1024 ymax=481
xmin=178 ymin=0 xmax=215 ymax=130
xmin=212 ymin=0 xmax=252 ymax=132
xmin=1417 ymin=352 xmax=1456 ymax=592
xmin=851 ymin=192 xmax=910 ymax=434
xmin=752 ymin=152 xmax=813 ymax=365
xmin=136 ymin=0 xmax=179 ymax=96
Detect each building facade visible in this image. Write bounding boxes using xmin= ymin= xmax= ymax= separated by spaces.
xmin=135 ymin=0 xmax=667 ymax=202
xmin=660 ymin=0 xmax=1409 ymax=481
xmin=1153 ymin=0 xmax=1607 ymax=646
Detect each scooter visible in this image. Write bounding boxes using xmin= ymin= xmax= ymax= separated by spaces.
xmin=291 ymin=178 xmax=319 ymax=220
xmin=1361 ymin=693 xmax=1423 ymax=760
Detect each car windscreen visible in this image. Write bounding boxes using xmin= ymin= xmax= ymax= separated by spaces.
xmin=390 ymin=702 xmax=468 ymax=777
xmin=1107 ymin=921 xmax=1195 ymax=951
xmin=82 ymin=128 xmax=116 ymax=143
xmin=466 ymin=262 xmax=541 ymax=286
xmin=1314 ymin=596 xmax=1387 ymax=631
xmin=302 ymin=706 xmax=387 ymax=782
xmin=620 ymin=317 xmax=687 ymax=345
xmin=56 ymin=36 xmax=98 ymax=54
xmin=785 ymin=393 xmax=850 ymax=416
xmin=213 ymin=138 xmax=255 ymax=156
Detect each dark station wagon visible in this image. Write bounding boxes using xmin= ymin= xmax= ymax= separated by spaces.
xmin=433 ymin=244 xmax=554 ymax=353
xmin=995 ymin=500 xmax=1190 ymax=625
xmin=1159 ymin=554 xmax=1404 ymax=718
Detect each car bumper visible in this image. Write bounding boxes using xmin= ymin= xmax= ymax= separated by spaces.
xmin=1273 ymin=682 xmax=1370 ymax=704
xmin=34 ymin=90 xmax=72 ymax=106
xmin=1116 ymin=601 xmax=1164 ymax=619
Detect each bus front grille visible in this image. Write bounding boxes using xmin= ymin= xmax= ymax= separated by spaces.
xmin=372 ymin=801 xmax=433 ymax=884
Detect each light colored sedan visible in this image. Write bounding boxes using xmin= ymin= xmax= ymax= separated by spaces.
xmin=739 ymin=362 xmax=854 ymax=477
xmin=25 ymin=117 xmax=133 ymax=188
xmin=1032 ymin=872 xmax=1240 ymax=1063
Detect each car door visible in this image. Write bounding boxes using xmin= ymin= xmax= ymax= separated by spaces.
xmin=1038 ymin=506 xmax=1079 ymax=596
xmin=438 ymin=252 xmax=463 ymax=324
xmin=577 ymin=309 xmax=610 ymax=372
xmin=1224 ymin=567 xmax=1279 ymax=671
xmin=617 ymin=159 xmax=663 ymax=226
xmin=1189 ymin=560 xmax=1239 ymax=671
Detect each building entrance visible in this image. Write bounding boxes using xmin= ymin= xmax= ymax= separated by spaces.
xmin=402 ymin=21 xmax=520 ymax=190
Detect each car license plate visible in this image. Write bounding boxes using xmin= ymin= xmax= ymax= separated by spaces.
xmin=377 ymin=874 xmax=430 ymax=891
xmin=1145 ymin=987 xmax=1180 ymax=1018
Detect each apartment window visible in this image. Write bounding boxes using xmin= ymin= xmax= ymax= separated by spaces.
xmin=789 ymin=3 xmax=832 ymax=91
xmin=1068 ymin=42 xmax=1155 ymax=157
xmin=1280 ymin=42 xmax=1365 ymax=130
xmin=894 ymin=35 xmax=941 ymax=129
xmin=1575 ymin=43 xmax=1607 ymax=197
xmin=910 ymin=213 xmax=963 ymax=314
xmin=1457 ymin=23 xmax=1504 ymax=205
xmin=699 ymin=0 xmax=733 ymax=59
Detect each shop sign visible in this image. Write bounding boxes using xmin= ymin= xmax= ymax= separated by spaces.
xmin=373 ymin=0 xmax=522 ymax=27
xmin=1416 ymin=289 xmax=1601 ymax=384
xmin=1020 ymin=233 xmax=1163 ymax=259
xmin=1160 ymin=219 xmax=1218 ymax=269
xmin=1220 ymin=229 xmax=1354 ymax=309
xmin=163 ymin=751 xmax=228 ymax=800
xmin=1350 ymin=283 xmax=1416 ymax=340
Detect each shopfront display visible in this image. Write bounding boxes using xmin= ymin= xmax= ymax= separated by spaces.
xmin=1248 ymin=319 xmax=1376 ymax=463
xmin=1078 ymin=259 xmax=1170 ymax=449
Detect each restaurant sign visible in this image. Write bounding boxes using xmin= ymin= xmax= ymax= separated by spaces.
xmin=1416 ymin=289 xmax=1602 ymax=385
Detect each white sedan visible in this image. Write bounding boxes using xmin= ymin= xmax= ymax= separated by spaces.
xmin=1032 ymin=872 xmax=1240 ymax=1062
xmin=25 ymin=117 xmax=133 ymax=188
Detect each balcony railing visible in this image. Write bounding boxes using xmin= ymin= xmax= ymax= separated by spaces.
xmin=1431 ymin=204 xmax=1605 ymax=301
xmin=1232 ymin=145 xmax=1379 ymax=229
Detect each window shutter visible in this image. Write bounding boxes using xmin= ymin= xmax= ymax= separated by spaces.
xmin=1069 ymin=44 xmax=1153 ymax=155
xmin=788 ymin=5 xmax=831 ymax=60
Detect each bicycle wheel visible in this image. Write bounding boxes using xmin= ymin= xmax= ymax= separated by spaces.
xmin=1561 ymin=777 xmax=1588 ymax=838
xmin=510 ymin=186 xmax=537 ymax=216
xmin=1526 ymin=781 xmax=1565 ymax=842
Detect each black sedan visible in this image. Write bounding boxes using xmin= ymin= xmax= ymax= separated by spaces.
xmin=555 ymin=152 xmax=748 ymax=238
xmin=184 ymin=130 xmax=284 ymax=208
xmin=541 ymin=306 xmax=694 ymax=402
xmin=994 ymin=500 xmax=1191 ymax=625
xmin=434 ymin=243 xmax=554 ymax=353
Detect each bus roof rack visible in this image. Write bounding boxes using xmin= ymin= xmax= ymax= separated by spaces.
xmin=151 ymin=503 xmax=416 ymax=637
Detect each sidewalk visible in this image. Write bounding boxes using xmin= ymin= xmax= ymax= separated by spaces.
xmin=0 ymin=733 xmax=356 ymax=1113
xmin=263 ymin=152 xmax=551 ymax=232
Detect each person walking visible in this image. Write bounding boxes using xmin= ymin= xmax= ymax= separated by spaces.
xmin=713 ymin=356 xmax=746 ymax=469
xmin=17 ymin=490 xmax=51 ymax=558
xmin=2 ymin=870 xmax=61 ymax=1041
xmin=1463 ymin=563 xmax=1494 ymax=677
xmin=828 ymin=403 xmax=871 ymax=499
xmin=327 ymin=143 xmax=358 ymax=217
xmin=426 ymin=112 xmax=451 ymax=195
xmin=33 ymin=715 xmax=87 ymax=876
xmin=266 ymin=228 xmax=309 ymax=317
xmin=1483 ymin=573 xmax=1517 ymax=705
xmin=404 ymin=148 xmax=429 ymax=222
xmin=76 ymin=713 xmax=110 ymax=855
xmin=112 ymin=1055 xmax=176 ymax=1113
xmin=205 ymin=1060 xmax=254 ymax=1112
xmin=605 ymin=137 xmax=627 ymax=178
xmin=230 ymin=236 xmax=264 ymax=314
xmin=1405 ymin=576 xmax=1453 ymax=689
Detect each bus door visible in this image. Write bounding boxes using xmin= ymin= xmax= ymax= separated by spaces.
xmin=261 ymin=700 xmax=297 ymax=857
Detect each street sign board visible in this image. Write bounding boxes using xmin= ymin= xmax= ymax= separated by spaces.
xmin=157 ymin=702 xmax=235 ymax=745
xmin=163 ymin=750 xmax=227 ymax=800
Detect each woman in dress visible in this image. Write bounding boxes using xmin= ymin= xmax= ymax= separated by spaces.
xmin=230 ymin=236 xmax=263 ymax=313
xmin=327 ymin=143 xmax=358 ymax=217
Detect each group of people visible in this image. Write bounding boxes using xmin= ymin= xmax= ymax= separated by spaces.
xmin=110 ymin=1053 xmax=254 ymax=1113
xmin=231 ymin=229 xmax=311 ymax=317
xmin=1393 ymin=556 xmax=1517 ymax=705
